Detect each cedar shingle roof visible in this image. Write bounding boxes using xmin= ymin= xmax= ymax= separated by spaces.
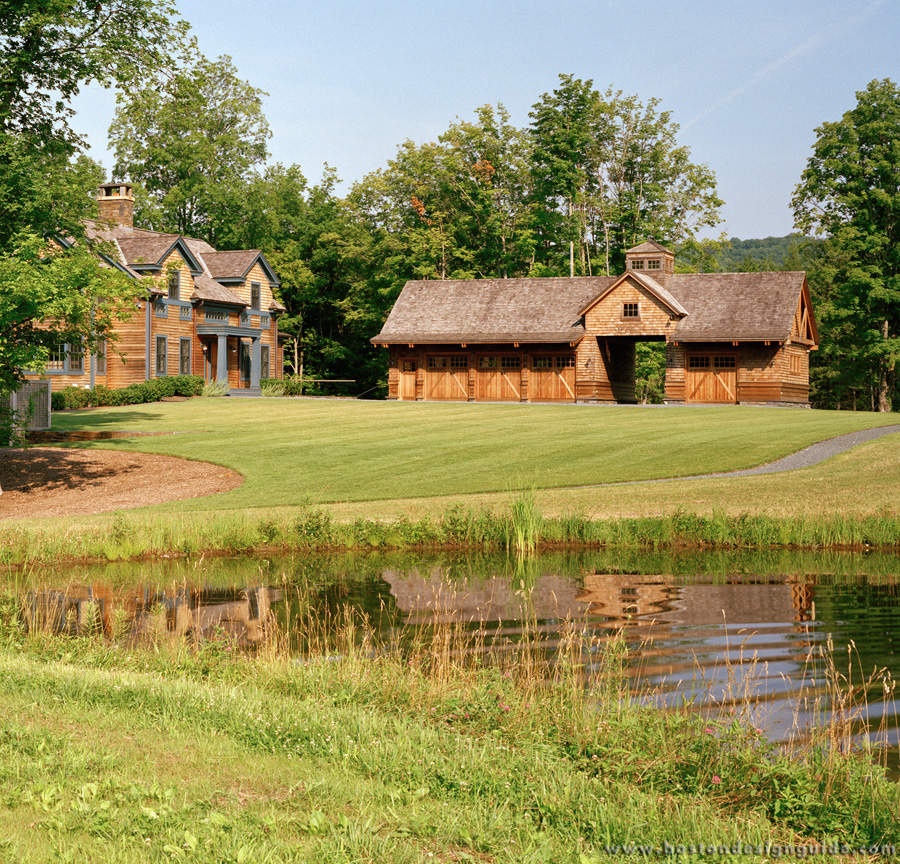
xmin=668 ymin=272 xmax=806 ymax=342
xmin=116 ymin=230 xmax=181 ymax=267
xmin=372 ymin=278 xmax=615 ymax=344
xmin=626 ymin=240 xmax=674 ymax=255
xmin=202 ymin=250 xmax=261 ymax=279
xmin=190 ymin=274 xmax=246 ymax=306
xmin=373 ymin=271 xmax=810 ymax=346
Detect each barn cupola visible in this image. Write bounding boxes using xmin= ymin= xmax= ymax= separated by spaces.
xmin=97 ymin=182 xmax=134 ymax=229
xmin=624 ymin=241 xmax=674 ymax=276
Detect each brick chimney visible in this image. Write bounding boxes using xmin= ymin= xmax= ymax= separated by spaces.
xmin=97 ymin=182 xmax=134 ymax=229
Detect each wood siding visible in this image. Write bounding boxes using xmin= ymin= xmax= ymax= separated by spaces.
xmin=583 ymin=278 xmax=678 ymax=340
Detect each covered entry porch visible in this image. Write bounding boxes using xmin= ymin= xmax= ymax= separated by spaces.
xmin=197 ymin=327 xmax=266 ymax=395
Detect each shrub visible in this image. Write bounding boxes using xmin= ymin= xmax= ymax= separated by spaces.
xmin=53 ymin=376 xmax=204 ymax=410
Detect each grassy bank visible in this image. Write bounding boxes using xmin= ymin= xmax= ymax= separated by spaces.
xmin=0 ymin=595 xmax=896 ymax=863
xmin=4 ymin=497 xmax=900 ymax=566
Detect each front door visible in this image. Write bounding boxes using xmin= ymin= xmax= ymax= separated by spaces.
xmin=239 ymin=341 xmax=251 ymax=388
xmin=685 ymin=354 xmax=737 ymax=403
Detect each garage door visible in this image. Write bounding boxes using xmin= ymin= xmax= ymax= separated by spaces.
xmin=476 ymin=356 xmax=521 ymax=401
xmin=529 ymin=355 xmax=576 ymax=402
xmin=685 ymin=355 xmax=736 ymax=403
xmin=426 ymin=356 xmax=469 ymax=400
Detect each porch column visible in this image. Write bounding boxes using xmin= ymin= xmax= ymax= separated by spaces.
xmin=217 ymin=335 xmax=228 ymax=384
xmin=251 ymin=336 xmax=261 ymax=390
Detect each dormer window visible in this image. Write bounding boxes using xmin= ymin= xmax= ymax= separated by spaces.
xmin=168 ymin=270 xmax=180 ymax=300
xmin=630 ymin=259 xmax=644 ymax=270
xmin=250 ymin=282 xmax=261 ymax=310
xmin=646 ymin=259 xmax=660 ymax=270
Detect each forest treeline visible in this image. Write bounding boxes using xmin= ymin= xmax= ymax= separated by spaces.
xmin=3 ymin=9 xmax=897 ymax=411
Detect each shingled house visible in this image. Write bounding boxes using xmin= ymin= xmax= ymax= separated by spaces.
xmin=372 ymin=242 xmax=818 ymax=405
xmin=30 ymin=182 xmax=285 ymax=394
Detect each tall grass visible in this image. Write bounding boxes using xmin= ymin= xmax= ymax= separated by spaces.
xmin=4 ymin=581 xmax=899 ymax=859
xmin=4 ymin=497 xmax=900 ymax=567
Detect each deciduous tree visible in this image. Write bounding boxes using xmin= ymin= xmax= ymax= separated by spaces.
xmin=793 ymin=78 xmax=900 ymax=412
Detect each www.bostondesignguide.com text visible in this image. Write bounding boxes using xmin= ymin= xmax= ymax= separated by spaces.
xmin=602 ymin=841 xmax=897 ymax=857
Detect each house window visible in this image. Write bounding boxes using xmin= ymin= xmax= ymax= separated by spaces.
xmin=714 ymin=356 xmax=736 ymax=369
xmin=240 ymin=310 xmax=250 ymax=325
xmin=204 ymin=308 xmax=227 ymax=322
xmin=630 ymin=259 xmax=644 ymax=270
xmin=179 ymin=338 xmax=191 ymax=376
xmin=179 ymin=304 xmax=192 ymax=320
xmin=556 ymin=356 xmax=575 ymax=369
xmin=261 ymin=344 xmax=270 ymax=378
xmin=155 ymin=336 xmax=167 ymax=376
xmin=688 ymin=356 xmax=710 ymax=369
xmin=532 ymin=356 xmax=552 ymax=369
xmin=501 ymin=356 xmax=520 ymax=369
xmin=95 ymin=340 xmax=107 ymax=374
xmin=646 ymin=259 xmax=661 ymax=270
xmin=259 ymin=315 xmax=270 ymax=329
xmin=47 ymin=344 xmax=66 ymax=370
xmin=479 ymin=356 xmax=497 ymax=369
xmin=168 ymin=270 xmax=180 ymax=300
xmin=250 ymin=283 xmax=261 ymax=310
xmin=154 ymin=298 xmax=167 ymax=317
xmin=67 ymin=340 xmax=84 ymax=373
xmin=622 ymin=302 xmax=640 ymax=318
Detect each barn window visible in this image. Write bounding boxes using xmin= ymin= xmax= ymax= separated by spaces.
xmin=622 ymin=302 xmax=640 ymax=318
xmin=790 ymin=353 xmax=802 ymax=374
xmin=479 ymin=357 xmax=497 ymax=369
xmin=532 ymin=356 xmax=552 ymax=369
xmin=428 ymin=356 xmax=447 ymax=369
xmin=501 ymin=356 xmax=520 ymax=369
xmin=688 ymin=356 xmax=710 ymax=369
xmin=630 ymin=259 xmax=644 ymax=270
xmin=402 ymin=360 xmax=416 ymax=373
xmin=646 ymin=259 xmax=661 ymax=270
xmin=449 ymin=357 xmax=467 ymax=369
xmin=714 ymin=356 xmax=736 ymax=368
xmin=556 ymin=356 xmax=575 ymax=368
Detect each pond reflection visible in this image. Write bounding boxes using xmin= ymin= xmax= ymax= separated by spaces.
xmin=12 ymin=547 xmax=900 ymax=769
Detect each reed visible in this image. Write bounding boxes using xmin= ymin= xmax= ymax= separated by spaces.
xmin=4 ymin=499 xmax=900 ymax=568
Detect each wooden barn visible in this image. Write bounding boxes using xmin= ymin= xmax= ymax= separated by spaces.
xmin=372 ymin=242 xmax=818 ymax=405
xmin=27 ymin=183 xmax=285 ymax=394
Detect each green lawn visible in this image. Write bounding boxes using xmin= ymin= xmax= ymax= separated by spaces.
xmin=47 ymin=399 xmax=900 ymax=514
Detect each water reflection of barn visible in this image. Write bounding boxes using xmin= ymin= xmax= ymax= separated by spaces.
xmin=24 ymin=584 xmax=281 ymax=646
xmin=383 ymin=568 xmax=815 ymax=631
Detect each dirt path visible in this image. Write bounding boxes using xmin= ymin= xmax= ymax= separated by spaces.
xmin=0 ymin=448 xmax=242 ymax=519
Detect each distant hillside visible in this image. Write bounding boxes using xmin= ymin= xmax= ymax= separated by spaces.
xmin=714 ymin=235 xmax=818 ymax=271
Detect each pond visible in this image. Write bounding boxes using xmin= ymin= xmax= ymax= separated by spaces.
xmin=14 ymin=547 xmax=900 ymax=773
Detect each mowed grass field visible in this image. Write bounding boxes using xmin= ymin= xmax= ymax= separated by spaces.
xmin=41 ymin=398 xmax=900 ymax=522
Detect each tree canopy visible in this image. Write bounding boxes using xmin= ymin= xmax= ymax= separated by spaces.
xmin=793 ymin=78 xmax=900 ymax=412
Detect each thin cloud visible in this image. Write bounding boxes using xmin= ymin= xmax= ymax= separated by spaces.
xmin=682 ymin=0 xmax=886 ymax=131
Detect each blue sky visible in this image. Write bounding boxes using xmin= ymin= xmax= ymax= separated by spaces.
xmin=71 ymin=0 xmax=897 ymax=239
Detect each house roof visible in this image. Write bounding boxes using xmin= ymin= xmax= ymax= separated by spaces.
xmin=202 ymin=250 xmax=261 ymax=280
xmin=190 ymin=273 xmax=246 ymax=307
xmin=373 ymin=271 xmax=812 ymax=346
xmin=372 ymin=277 xmax=614 ymax=344
xmin=667 ymin=272 xmax=808 ymax=343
